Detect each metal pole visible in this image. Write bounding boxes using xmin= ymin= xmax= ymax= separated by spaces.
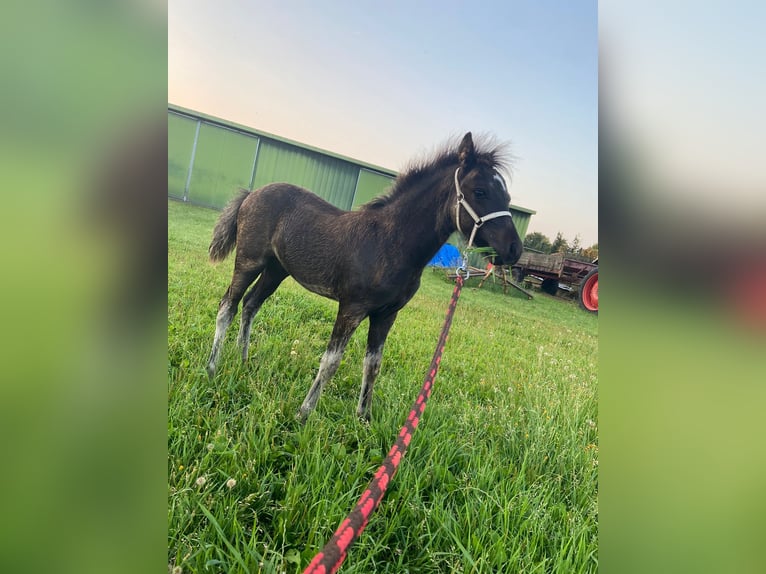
xmin=183 ymin=120 xmax=201 ymax=201
xmin=248 ymin=136 xmax=261 ymax=190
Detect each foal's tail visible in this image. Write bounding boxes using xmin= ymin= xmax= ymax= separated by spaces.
xmin=209 ymin=189 xmax=250 ymax=262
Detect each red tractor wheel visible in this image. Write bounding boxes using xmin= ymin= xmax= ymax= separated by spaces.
xmin=578 ymin=268 xmax=598 ymax=314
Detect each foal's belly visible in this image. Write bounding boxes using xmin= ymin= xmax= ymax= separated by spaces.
xmin=292 ymin=278 xmax=339 ymax=301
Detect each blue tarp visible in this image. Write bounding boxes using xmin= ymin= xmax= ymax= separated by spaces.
xmin=427 ymin=243 xmax=463 ymax=268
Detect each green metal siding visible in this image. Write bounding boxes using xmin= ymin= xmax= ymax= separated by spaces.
xmin=352 ymin=169 xmax=395 ymax=208
xmin=510 ymin=208 xmax=532 ymax=241
xmin=252 ymin=140 xmax=358 ymax=210
xmin=168 ymin=113 xmax=198 ymax=199
xmin=167 ymin=106 xmax=536 ymax=234
xmin=169 ymin=103 xmax=398 ymax=178
xmin=186 ymin=123 xmax=260 ymax=209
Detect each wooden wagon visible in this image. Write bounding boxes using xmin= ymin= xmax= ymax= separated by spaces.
xmin=512 ymin=251 xmax=597 ymax=298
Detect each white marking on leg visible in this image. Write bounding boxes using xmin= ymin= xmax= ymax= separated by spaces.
xmin=299 ymin=349 xmax=343 ymax=419
xmin=206 ymin=302 xmax=233 ymax=378
xmin=237 ymin=311 xmax=255 ymax=362
xmin=357 ymin=349 xmax=383 ymax=420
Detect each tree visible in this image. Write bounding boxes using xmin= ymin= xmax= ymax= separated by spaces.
xmin=523 ymin=231 xmax=552 ymax=253
xmin=569 ymin=234 xmax=582 ymax=255
xmin=550 ymin=232 xmax=569 ymax=254
xmin=581 ymin=243 xmax=599 ymax=261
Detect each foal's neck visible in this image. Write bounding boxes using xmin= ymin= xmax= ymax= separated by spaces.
xmin=385 ymin=168 xmax=457 ymax=269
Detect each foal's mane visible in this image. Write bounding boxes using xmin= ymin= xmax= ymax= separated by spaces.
xmin=361 ymin=135 xmax=511 ymax=210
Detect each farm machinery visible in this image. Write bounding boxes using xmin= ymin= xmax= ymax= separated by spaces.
xmin=512 ymin=251 xmax=598 ymax=313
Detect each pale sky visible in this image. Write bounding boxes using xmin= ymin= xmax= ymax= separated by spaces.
xmin=169 ymin=0 xmax=598 ymax=247
xmin=600 ymin=1 xmax=766 ymax=219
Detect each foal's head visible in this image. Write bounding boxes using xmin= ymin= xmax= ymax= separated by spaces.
xmin=454 ymin=133 xmax=523 ymax=266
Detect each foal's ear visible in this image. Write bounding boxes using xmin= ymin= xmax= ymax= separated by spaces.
xmin=458 ymin=132 xmax=476 ymax=169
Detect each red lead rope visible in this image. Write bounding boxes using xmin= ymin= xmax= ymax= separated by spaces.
xmin=303 ymin=274 xmax=465 ymax=574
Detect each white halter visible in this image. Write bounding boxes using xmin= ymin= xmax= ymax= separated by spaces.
xmin=454 ymin=168 xmax=513 ymax=250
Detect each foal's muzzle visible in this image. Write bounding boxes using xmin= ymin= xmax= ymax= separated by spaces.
xmin=492 ymin=239 xmax=522 ymax=266
xmin=474 ymin=220 xmax=522 ymax=266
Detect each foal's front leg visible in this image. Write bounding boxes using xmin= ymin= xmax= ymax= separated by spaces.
xmin=297 ymin=306 xmax=365 ymax=422
xmin=357 ymin=311 xmax=398 ymax=421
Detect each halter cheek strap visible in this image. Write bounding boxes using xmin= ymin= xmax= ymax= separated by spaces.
xmin=454 ymin=168 xmax=513 ymax=250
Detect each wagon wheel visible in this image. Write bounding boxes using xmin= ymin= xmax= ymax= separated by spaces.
xmin=578 ymin=268 xmax=598 ymax=314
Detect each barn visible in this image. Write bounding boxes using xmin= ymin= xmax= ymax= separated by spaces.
xmin=168 ymin=104 xmax=536 ymax=241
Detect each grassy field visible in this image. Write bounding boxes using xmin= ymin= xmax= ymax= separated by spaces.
xmin=168 ymin=200 xmax=598 ymax=573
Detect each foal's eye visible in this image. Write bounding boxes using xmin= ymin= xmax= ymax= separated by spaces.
xmin=474 ymin=189 xmax=486 ymax=198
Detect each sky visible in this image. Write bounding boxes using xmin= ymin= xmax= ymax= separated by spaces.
xmin=168 ymin=0 xmax=598 ymax=247
xmin=600 ymin=1 xmax=765 ymax=217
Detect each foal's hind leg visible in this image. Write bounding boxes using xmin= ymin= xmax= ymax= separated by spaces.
xmin=298 ymin=305 xmax=366 ymax=422
xmin=206 ymin=265 xmax=261 ymax=379
xmin=357 ymin=311 xmax=398 ymax=421
xmin=237 ymin=261 xmax=288 ymax=362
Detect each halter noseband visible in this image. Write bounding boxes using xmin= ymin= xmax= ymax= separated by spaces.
xmin=454 ymin=168 xmax=513 ymax=250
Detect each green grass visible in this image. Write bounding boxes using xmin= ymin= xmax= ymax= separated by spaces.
xmin=168 ymin=199 xmax=598 ymax=573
